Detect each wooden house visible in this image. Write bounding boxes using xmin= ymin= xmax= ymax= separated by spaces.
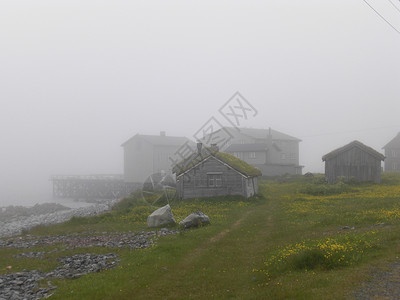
xmin=173 ymin=144 xmax=261 ymax=200
xmin=382 ymin=132 xmax=400 ymax=172
xmin=322 ymin=141 xmax=385 ymax=184
xmin=201 ymin=127 xmax=303 ymax=176
xmin=121 ymin=132 xmax=194 ymax=183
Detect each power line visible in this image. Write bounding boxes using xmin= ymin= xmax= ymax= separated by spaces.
xmin=362 ymin=0 xmax=400 ymax=34
xmin=388 ymin=0 xmax=400 ymax=14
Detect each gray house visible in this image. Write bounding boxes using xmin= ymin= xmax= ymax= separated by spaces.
xmin=322 ymin=140 xmax=385 ymax=184
xmin=174 ymin=144 xmax=261 ymax=200
xmin=382 ymin=132 xmax=400 ymax=172
xmin=121 ymin=132 xmax=193 ymax=183
xmin=202 ymin=127 xmax=302 ymax=176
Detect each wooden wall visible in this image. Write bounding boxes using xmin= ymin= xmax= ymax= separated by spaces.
xmin=325 ymin=147 xmax=382 ymax=183
xmin=177 ymin=157 xmax=257 ymax=199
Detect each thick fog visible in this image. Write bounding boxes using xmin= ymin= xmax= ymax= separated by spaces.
xmin=1 ymin=0 xmax=399 ymax=206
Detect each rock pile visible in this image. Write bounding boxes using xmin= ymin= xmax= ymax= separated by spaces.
xmin=0 ymin=228 xmax=179 ymax=250
xmin=0 ymin=270 xmax=53 ymax=300
xmin=49 ymin=253 xmax=118 ymax=279
xmin=0 ymin=228 xmax=180 ymax=299
xmin=0 ymin=253 xmax=119 ymax=300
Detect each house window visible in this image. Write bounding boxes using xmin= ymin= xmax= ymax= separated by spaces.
xmin=280 ymin=153 xmax=286 ymax=160
xmin=208 ymin=174 xmax=222 ymax=187
xmin=249 ymin=152 xmax=256 ymax=159
xmin=195 ymin=174 xmax=207 ymax=187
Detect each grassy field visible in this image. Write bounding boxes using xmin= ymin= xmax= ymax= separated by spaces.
xmin=2 ymin=173 xmax=400 ymax=299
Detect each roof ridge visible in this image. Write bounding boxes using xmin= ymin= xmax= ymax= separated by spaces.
xmin=174 ymin=151 xmax=261 ymax=177
xmin=322 ymin=140 xmax=385 ymax=161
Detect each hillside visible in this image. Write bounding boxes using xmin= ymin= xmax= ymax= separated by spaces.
xmin=2 ymin=174 xmax=400 ymax=299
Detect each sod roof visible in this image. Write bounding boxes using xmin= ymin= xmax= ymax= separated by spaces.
xmin=174 ymin=149 xmax=262 ymax=177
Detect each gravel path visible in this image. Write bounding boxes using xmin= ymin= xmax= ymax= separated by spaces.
xmin=353 ymin=262 xmax=400 ymax=299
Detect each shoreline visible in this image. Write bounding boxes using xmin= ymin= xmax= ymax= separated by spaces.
xmin=0 ymin=199 xmax=118 ymax=239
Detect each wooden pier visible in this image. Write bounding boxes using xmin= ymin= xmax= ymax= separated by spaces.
xmin=51 ymin=175 xmax=141 ymax=200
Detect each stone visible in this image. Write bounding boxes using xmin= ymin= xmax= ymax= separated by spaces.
xmin=179 ymin=211 xmax=210 ymax=229
xmin=147 ymin=205 xmax=176 ymax=227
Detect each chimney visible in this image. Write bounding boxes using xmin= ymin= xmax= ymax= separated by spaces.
xmin=197 ymin=142 xmax=203 ymax=155
xmin=160 ymin=131 xmax=166 ymax=137
xmin=210 ymin=143 xmax=219 ymax=152
xmin=267 ymin=127 xmax=272 ymax=146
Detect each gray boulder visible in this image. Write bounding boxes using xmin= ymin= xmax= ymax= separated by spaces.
xmin=179 ymin=211 xmax=210 ymax=229
xmin=147 ymin=204 xmax=176 ymax=228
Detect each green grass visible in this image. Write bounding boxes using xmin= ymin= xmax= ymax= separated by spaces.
xmin=2 ymin=173 xmax=400 ymax=299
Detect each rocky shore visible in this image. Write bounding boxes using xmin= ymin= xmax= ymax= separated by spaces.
xmin=0 ymin=199 xmax=181 ymax=299
xmin=0 ymin=200 xmax=117 ymax=238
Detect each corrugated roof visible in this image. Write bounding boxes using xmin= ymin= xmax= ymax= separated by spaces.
xmin=202 ymin=127 xmax=301 ymax=142
xmin=121 ymin=134 xmax=192 ymax=147
xmin=383 ymin=132 xmax=400 ymax=149
xmin=322 ymin=140 xmax=385 ymax=161
xmin=225 ymin=143 xmax=281 ymax=152
xmin=174 ymin=149 xmax=262 ymax=177
xmin=237 ymin=127 xmax=301 ymax=141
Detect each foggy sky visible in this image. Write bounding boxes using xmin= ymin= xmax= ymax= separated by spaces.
xmin=1 ymin=0 xmax=399 ymax=206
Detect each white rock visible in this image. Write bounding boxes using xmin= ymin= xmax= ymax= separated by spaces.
xmin=147 ymin=204 xmax=176 ymax=228
xmin=179 ymin=211 xmax=210 ymax=229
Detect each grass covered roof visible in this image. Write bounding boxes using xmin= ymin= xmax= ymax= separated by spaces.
xmin=174 ymin=149 xmax=262 ymax=177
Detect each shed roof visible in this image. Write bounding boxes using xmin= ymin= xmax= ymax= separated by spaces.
xmin=121 ymin=133 xmax=192 ymax=147
xmin=322 ymin=140 xmax=385 ymax=161
xmin=383 ymin=132 xmax=400 ymax=149
xmin=174 ymin=149 xmax=262 ymax=177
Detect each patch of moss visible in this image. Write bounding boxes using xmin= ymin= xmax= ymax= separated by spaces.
xmin=174 ymin=150 xmax=261 ymax=177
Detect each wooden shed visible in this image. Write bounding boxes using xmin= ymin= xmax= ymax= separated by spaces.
xmin=382 ymin=132 xmax=400 ymax=172
xmin=173 ymin=145 xmax=261 ymax=200
xmin=322 ymin=141 xmax=385 ymax=184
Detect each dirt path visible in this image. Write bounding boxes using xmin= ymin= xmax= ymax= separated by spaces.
xmin=179 ymin=209 xmax=256 ymax=267
xmin=353 ymin=262 xmax=400 ymax=299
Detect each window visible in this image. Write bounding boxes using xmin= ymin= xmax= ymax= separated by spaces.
xmin=280 ymin=153 xmax=286 ymax=160
xmin=208 ymin=174 xmax=222 ymax=187
xmin=195 ymin=174 xmax=207 ymax=187
xmin=249 ymin=152 xmax=256 ymax=159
